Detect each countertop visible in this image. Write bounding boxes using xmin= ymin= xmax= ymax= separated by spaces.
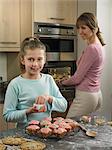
xmin=0 ymin=124 xmax=112 ymax=150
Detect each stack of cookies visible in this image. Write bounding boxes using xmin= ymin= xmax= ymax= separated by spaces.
xmin=0 ymin=136 xmax=46 ymax=150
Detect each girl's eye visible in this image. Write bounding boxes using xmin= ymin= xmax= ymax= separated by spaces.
xmin=28 ymin=58 xmax=34 ymax=62
xmin=38 ymin=58 xmax=41 ymax=61
xmin=38 ymin=57 xmax=43 ymax=61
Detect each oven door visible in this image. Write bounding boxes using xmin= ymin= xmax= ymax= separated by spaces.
xmin=38 ymin=35 xmax=76 ymax=53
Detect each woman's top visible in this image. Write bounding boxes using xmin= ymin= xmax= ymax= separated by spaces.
xmin=62 ymin=43 xmax=105 ymax=92
xmin=3 ymin=74 xmax=67 ymax=127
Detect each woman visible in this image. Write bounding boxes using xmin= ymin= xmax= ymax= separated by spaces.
xmin=3 ymin=37 xmax=67 ymax=128
xmin=61 ymin=12 xmax=105 ymax=119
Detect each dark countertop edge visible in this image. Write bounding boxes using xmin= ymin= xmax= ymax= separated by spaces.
xmin=0 ymin=99 xmax=4 ymax=104
xmin=59 ymin=85 xmax=75 ymax=90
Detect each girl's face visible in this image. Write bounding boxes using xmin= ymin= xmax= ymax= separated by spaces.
xmin=77 ymin=24 xmax=94 ymax=42
xmin=21 ymin=48 xmax=46 ymax=78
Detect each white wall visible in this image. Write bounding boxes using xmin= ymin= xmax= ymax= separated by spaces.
xmin=97 ymin=0 xmax=112 ymax=120
xmin=0 ymin=53 xmax=7 ymax=81
xmin=77 ymin=0 xmax=96 ymax=58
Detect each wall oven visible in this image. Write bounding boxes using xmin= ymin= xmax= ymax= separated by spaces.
xmin=34 ymin=22 xmax=77 ymax=61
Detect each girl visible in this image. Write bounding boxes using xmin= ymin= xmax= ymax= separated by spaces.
xmin=3 ymin=37 xmax=67 ymax=128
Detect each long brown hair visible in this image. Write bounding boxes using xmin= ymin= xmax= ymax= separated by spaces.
xmin=76 ymin=12 xmax=106 ymax=46
xmin=19 ymin=36 xmax=46 ymax=72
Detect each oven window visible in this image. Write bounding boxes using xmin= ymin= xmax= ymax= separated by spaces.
xmin=40 ymin=38 xmax=74 ymax=52
xmin=60 ymin=39 xmax=74 ymax=52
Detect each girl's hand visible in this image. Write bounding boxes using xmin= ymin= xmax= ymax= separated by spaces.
xmin=35 ymin=95 xmax=53 ymax=104
xmin=35 ymin=95 xmax=46 ymax=104
xmin=26 ymin=107 xmax=36 ymax=115
xmin=46 ymin=95 xmax=53 ymax=104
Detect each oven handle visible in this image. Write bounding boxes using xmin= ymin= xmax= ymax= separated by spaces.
xmin=36 ymin=34 xmax=76 ymax=39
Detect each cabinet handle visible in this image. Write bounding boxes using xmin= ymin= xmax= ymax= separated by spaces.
xmin=49 ymin=17 xmax=65 ymax=21
xmin=0 ymin=42 xmax=17 ymax=44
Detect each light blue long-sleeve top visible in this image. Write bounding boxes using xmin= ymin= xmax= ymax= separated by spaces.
xmin=3 ymin=74 xmax=67 ymax=127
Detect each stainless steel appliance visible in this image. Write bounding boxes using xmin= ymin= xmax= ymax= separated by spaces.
xmin=34 ymin=22 xmax=77 ymax=61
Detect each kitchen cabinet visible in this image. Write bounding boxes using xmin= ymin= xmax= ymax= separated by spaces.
xmin=0 ymin=104 xmax=15 ymax=131
xmin=51 ymin=88 xmax=75 ymax=118
xmin=20 ymin=0 xmax=32 ymax=43
xmin=0 ymin=0 xmax=20 ymax=51
xmin=33 ymin=0 xmax=77 ymax=25
xmin=0 ymin=0 xmax=32 ymax=52
xmin=51 ymin=99 xmax=73 ymax=119
xmin=0 ymin=104 xmax=7 ymax=131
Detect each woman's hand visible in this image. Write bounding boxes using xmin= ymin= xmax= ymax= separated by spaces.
xmin=59 ymin=77 xmax=69 ymax=85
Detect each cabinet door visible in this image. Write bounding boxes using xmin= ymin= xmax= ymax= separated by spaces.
xmin=0 ymin=0 xmax=20 ymax=51
xmin=51 ymin=89 xmax=75 ymax=118
xmin=0 ymin=104 xmax=15 ymax=131
xmin=33 ymin=0 xmax=77 ymax=25
xmin=20 ymin=0 xmax=32 ymax=42
xmin=0 ymin=104 xmax=7 ymax=131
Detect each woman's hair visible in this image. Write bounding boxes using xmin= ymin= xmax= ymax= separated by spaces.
xmin=76 ymin=12 xmax=105 ymax=46
xmin=19 ymin=36 xmax=46 ymax=72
